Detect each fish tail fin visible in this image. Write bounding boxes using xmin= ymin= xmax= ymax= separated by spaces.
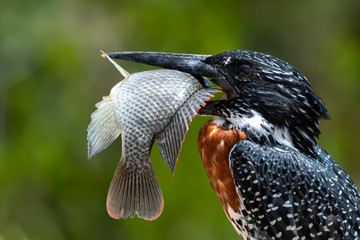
xmin=87 ymin=95 xmax=121 ymax=159
xmin=107 ymin=158 xmax=164 ymax=221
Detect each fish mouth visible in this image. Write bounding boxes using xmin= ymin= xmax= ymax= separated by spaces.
xmin=106 ymin=51 xmax=239 ymax=100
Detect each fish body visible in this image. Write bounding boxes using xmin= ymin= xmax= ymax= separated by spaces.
xmin=88 ymin=59 xmax=218 ymax=220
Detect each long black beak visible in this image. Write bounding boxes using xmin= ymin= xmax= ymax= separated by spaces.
xmin=106 ymin=51 xmax=223 ymax=80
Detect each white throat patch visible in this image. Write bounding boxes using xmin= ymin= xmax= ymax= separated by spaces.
xmin=216 ymin=110 xmax=295 ymax=148
xmin=228 ymin=110 xmax=273 ymax=135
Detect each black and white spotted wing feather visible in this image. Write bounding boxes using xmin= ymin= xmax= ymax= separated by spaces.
xmin=230 ymin=140 xmax=360 ymax=240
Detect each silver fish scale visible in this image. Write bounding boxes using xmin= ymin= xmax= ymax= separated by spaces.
xmin=112 ymin=70 xmax=203 ymax=170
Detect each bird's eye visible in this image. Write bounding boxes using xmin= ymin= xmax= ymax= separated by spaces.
xmin=237 ymin=64 xmax=253 ymax=77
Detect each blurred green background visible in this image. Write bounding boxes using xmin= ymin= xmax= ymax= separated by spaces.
xmin=1 ymin=0 xmax=360 ymax=239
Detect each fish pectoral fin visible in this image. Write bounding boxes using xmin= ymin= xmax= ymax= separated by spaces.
xmin=156 ymin=87 xmax=219 ymax=174
xmin=107 ymin=160 xmax=164 ymax=220
xmin=87 ymin=96 xmax=121 ymax=159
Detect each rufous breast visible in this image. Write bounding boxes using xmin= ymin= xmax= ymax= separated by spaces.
xmin=198 ymin=118 xmax=247 ymax=218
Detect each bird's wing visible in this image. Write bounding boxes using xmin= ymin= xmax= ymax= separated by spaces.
xmin=229 ymin=140 xmax=360 ymax=239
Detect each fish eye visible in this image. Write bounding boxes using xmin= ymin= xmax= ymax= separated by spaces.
xmin=237 ymin=63 xmax=253 ymax=77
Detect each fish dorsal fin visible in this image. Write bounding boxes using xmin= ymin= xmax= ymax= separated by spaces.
xmin=87 ymin=96 xmax=121 ymax=159
xmin=87 ymin=52 xmax=128 ymax=159
xmin=156 ymin=87 xmax=219 ymax=174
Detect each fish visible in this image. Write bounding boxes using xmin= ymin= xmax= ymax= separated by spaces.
xmin=87 ymin=52 xmax=219 ymax=220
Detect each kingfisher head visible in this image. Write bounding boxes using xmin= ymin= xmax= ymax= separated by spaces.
xmin=107 ymin=50 xmax=330 ymax=156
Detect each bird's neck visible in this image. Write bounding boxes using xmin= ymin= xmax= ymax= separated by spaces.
xmin=216 ymin=109 xmax=318 ymax=157
xmin=206 ymin=96 xmax=323 ymax=157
